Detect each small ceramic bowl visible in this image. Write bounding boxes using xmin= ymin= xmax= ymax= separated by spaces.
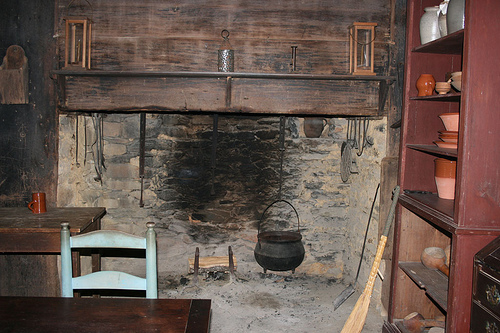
xmin=439 ymin=113 xmax=459 ymax=131
xmin=438 ymin=130 xmax=458 ymax=135
xmin=449 ymin=71 xmax=462 ymax=91
xmin=435 ymin=82 xmax=451 ymax=95
xmin=439 ymin=137 xmax=458 ymax=143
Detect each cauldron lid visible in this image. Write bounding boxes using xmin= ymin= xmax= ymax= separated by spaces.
xmin=258 ymin=230 xmax=302 ymax=242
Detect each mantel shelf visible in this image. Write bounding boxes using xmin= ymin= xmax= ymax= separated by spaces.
xmin=52 ymin=70 xmax=395 ymax=82
xmin=52 ymin=70 xmax=395 ymax=116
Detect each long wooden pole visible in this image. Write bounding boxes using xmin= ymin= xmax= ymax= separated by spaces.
xmin=341 ymin=185 xmax=400 ymax=333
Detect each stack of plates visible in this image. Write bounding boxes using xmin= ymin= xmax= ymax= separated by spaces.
xmin=434 ymin=130 xmax=458 ymax=149
xmin=434 ymin=113 xmax=459 ymax=149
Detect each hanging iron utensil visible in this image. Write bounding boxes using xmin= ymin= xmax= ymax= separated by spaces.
xmin=210 ymin=114 xmax=219 ymax=195
xmin=277 ymin=116 xmax=286 ymax=199
xmin=139 ymin=112 xmax=146 ymax=207
xmin=75 ymin=115 xmax=80 ymax=167
xmin=91 ymin=113 xmax=105 ymax=184
xmin=356 ymin=117 xmax=373 ymax=157
xmin=254 ymin=199 xmax=305 ymax=273
xmin=340 ymin=118 xmax=356 ymax=182
xmin=83 ymin=115 xmax=88 ymax=165
xmin=341 ymin=117 xmax=373 ymax=182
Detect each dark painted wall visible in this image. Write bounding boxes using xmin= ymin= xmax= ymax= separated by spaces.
xmin=0 ymin=0 xmax=58 ymax=207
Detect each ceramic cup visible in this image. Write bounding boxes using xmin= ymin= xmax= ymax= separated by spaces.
xmin=434 ymin=158 xmax=456 ymax=199
xmin=28 ymin=192 xmax=47 ymax=214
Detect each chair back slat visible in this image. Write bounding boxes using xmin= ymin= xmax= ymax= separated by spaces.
xmin=71 ymin=230 xmax=146 ymax=249
xmin=72 ymin=271 xmax=147 ymax=290
xmin=60 ymin=222 xmax=157 ymax=299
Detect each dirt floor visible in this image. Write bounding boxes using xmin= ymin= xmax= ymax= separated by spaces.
xmin=159 ymin=271 xmax=386 ymax=333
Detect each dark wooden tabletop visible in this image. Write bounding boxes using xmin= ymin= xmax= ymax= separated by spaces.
xmin=0 ymin=296 xmax=211 ymax=333
xmin=0 ymin=207 xmax=106 ymax=233
xmin=0 ymin=207 xmax=106 ymax=253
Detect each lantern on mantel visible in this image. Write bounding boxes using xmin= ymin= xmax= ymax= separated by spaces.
xmin=348 ymin=22 xmax=377 ymax=75
xmin=64 ymin=0 xmax=93 ymax=69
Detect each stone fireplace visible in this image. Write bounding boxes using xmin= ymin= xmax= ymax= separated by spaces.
xmin=57 ymin=112 xmax=385 ymax=291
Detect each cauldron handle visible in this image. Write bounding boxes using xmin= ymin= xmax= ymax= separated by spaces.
xmin=257 ymin=199 xmax=300 ymax=235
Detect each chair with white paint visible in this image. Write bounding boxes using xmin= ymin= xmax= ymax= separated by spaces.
xmin=60 ymin=222 xmax=157 ymax=298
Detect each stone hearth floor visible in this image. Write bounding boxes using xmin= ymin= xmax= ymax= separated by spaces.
xmin=159 ymin=272 xmax=385 ymax=332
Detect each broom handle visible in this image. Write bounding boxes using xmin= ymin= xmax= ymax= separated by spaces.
xmin=382 ymin=185 xmax=400 ymax=238
xmin=362 ymin=235 xmax=387 ymax=294
xmin=363 ymin=185 xmax=400 ymax=293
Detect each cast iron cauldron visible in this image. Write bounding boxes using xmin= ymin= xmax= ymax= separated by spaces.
xmin=254 ymin=200 xmax=305 ymax=273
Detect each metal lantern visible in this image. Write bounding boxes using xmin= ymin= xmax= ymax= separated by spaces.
xmin=349 ymin=22 xmax=377 ymax=75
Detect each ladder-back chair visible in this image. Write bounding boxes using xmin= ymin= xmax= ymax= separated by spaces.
xmin=60 ymin=222 xmax=157 ymax=298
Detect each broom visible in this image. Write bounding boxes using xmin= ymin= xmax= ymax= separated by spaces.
xmin=340 ymin=185 xmax=400 ymax=333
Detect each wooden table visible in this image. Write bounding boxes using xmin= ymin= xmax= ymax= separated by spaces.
xmin=0 ymin=207 xmax=106 ymax=296
xmin=0 ymin=296 xmax=211 ymax=332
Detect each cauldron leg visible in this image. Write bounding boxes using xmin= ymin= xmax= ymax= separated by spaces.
xmin=263 ymin=268 xmax=267 ymax=273
xmin=292 ymin=269 xmax=295 ymax=274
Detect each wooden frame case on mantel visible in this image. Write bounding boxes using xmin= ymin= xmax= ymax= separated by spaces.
xmin=64 ymin=17 xmax=92 ymax=69
xmin=349 ymin=22 xmax=377 ymax=75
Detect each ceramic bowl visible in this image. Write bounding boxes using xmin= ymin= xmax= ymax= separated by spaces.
xmin=438 ymin=130 xmax=458 ymax=135
xmin=439 ymin=113 xmax=459 ymax=131
xmin=449 ymin=71 xmax=462 ymax=91
xmin=438 ymin=131 xmax=458 ymax=143
xmin=439 ymin=137 xmax=458 ymax=143
xmin=435 ymin=82 xmax=451 ymax=95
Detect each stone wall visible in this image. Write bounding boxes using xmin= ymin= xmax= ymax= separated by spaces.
xmin=57 ymin=113 xmax=385 ymax=289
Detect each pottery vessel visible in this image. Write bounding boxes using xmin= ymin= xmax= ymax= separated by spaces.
xmin=434 ymin=141 xmax=457 ymax=149
xmin=304 ymin=118 xmax=327 ymax=138
xmin=438 ymin=0 xmax=449 ymax=37
xmin=439 ymin=112 xmax=459 ymax=131
xmin=438 ymin=130 xmax=458 ymax=143
xmin=447 ymin=0 xmax=465 ymax=34
xmin=420 ymin=6 xmax=441 ymax=44
xmin=28 ymin=192 xmax=47 ymax=214
xmin=434 ymin=158 xmax=456 ymax=199
xmin=435 ymin=82 xmax=451 ymax=95
xmin=449 ymin=71 xmax=462 ymax=91
xmin=416 ymin=74 xmax=436 ymax=96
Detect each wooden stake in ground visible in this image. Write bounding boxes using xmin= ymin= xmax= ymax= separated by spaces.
xmin=341 ymin=185 xmax=400 ymax=333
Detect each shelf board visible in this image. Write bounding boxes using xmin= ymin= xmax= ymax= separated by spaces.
xmin=399 ymin=192 xmax=455 ymax=233
xmin=410 ymin=92 xmax=461 ymax=102
xmin=399 ymin=261 xmax=448 ymax=311
xmin=407 ymin=144 xmax=458 ymax=158
xmin=412 ymin=29 xmax=464 ymax=55
xmin=52 ymin=70 xmax=395 ymax=82
xmin=53 ymin=70 xmax=395 ymax=115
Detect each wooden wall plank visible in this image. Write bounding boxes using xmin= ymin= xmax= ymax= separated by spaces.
xmin=55 ymin=0 xmax=393 ymax=114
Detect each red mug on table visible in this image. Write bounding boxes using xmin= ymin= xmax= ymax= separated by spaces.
xmin=28 ymin=192 xmax=47 ymax=214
